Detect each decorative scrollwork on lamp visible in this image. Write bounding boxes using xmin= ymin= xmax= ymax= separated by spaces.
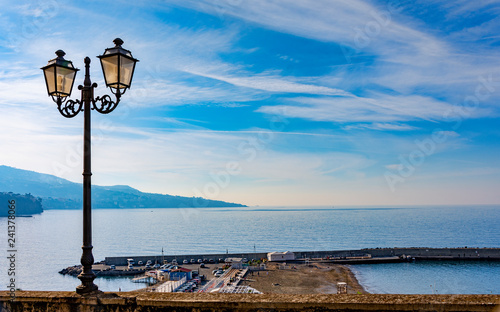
xmin=56 ymin=98 xmax=83 ymax=118
xmin=93 ymin=94 xmax=119 ymax=114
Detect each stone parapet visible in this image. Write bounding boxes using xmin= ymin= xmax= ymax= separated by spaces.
xmin=1 ymin=291 xmax=499 ymax=311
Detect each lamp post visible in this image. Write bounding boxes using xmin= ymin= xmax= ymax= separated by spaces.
xmin=41 ymin=38 xmax=138 ymax=294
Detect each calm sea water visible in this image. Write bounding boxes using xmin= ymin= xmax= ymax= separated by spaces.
xmin=1 ymin=205 xmax=499 ymax=293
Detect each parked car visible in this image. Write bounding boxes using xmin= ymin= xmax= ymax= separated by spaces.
xmin=109 ymin=265 xmax=116 ymax=270
xmin=190 ymin=259 xmax=196 ymax=264
xmin=213 ymin=269 xmax=223 ymax=275
xmin=153 ymin=264 xmax=161 ymax=269
xmin=138 ymin=261 xmax=143 ymax=265
xmin=183 ymin=260 xmax=189 ymax=264
xmin=200 ymin=263 xmax=206 ymax=268
xmin=208 ymin=259 xmax=215 ymax=264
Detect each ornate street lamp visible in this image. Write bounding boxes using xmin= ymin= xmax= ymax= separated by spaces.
xmin=41 ymin=38 xmax=138 ymax=294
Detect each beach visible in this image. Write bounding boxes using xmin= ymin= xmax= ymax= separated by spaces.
xmin=238 ymin=263 xmax=366 ymax=294
xmin=144 ymin=262 xmax=367 ymax=294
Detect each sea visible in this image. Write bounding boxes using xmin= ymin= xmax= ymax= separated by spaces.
xmin=1 ymin=205 xmax=499 ymax=294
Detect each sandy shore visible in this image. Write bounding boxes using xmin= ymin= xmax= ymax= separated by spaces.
xmin=127 ymin=262 xmax=367 ymax=294
xmin=238 ymin=263 xmax=367 ymax=294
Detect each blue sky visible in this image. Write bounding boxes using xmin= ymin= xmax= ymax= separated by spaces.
xmin=0 ymin=0 xmax=499 ymax=206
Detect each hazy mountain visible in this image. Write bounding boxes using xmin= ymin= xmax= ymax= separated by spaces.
xmin=0 ymin=165 xmax=246 ymax=210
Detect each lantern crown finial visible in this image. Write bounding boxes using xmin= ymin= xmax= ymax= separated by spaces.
xmin=113 ymin=38 xmax=124 ymax=47
xmin=55 ymin=50 xmax=66 ymax=58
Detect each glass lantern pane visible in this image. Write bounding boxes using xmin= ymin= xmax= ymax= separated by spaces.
xmin=56 ymin=66 xmax=76 ymax=96
xmin=43 ymin=66 xmax=56 ymax=95
xmin=119 ymin=56 xmax=135 ymax=88
xmin=101 ymin=55 xmax=119 ymax=88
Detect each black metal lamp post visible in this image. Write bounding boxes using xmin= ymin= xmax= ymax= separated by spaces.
xmin=41 ymin=38 xmax=138 ymax=294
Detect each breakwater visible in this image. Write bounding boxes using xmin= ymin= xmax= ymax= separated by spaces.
xmin=104 ymin=247 xmax=500 ymax=265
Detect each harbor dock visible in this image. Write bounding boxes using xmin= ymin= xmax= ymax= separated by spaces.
xmin=103 ymin=247 xmax=500 ymax=266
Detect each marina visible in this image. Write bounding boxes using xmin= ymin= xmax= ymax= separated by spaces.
xmin=59 ymin=246 xmax=500 ymax=280
xmin=57 ymin=247 xmax=500 ymax=294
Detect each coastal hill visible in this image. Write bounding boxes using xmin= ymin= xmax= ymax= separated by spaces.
xmin=0 ymin=192 xmax=43 ymax=217
xmin=0 ymin=165 xmax=246 ymax=210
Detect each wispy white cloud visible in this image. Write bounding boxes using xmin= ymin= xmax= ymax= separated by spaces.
xmin=437 ymin=0 xmax=500 ymax=18
xmin=344 ymin=123 xmax=418 ymax=131
xmin=0 ymin=5 xmax=265 ymax=109
xmin=170 ymin=0 xmax=447 ymax=59
xmin=385 ymin=164 xmax=402 ymax=171
xmin=124 ymin=77 xmax=262 ymax=107
xmin=434 ymin=130 xmax=460 ymax=138
xmin=182 ymin=67 xmax=352 ymax=96
xmin=171 ymin=0 xmax=500 ymax=110
xmin=170 ymin=44 xmax=353 ymax=97
xmin=257 ymin=93 xmax=492 ymax=123
xmin=0 ymin=77 xmax=49 ymax=106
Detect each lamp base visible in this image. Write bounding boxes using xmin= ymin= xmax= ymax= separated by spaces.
xmin=76 ymin=272 xmax=98 ymax=294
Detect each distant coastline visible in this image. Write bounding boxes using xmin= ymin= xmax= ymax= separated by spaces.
xmin=0 ymin=192 xmax=42 ymax=217
xmin=0 ymin=165 xmax=246 ymax=212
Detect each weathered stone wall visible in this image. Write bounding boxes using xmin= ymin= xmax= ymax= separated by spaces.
xmin=1 ymin=291 xmax=499 ymax=312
